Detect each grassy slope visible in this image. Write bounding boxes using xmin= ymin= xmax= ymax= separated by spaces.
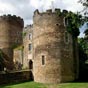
xmin=0 ymin=82 xmax=88 ymax=88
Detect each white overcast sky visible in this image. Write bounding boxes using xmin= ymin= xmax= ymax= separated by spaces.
xmin=0 ymin=0 xmax=86 ymax=37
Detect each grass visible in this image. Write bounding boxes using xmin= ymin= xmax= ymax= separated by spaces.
xmin=0 ymin=81 xmax=88 ymax=88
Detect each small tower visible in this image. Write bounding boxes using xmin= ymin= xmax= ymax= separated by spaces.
xmin=33 ymin=9 xmax=79 ymax=83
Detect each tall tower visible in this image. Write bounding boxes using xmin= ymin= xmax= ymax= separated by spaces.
xmin=0 ymin=14 xmax=24 ymax=70
xmin=33 ymin=9 xmax=78 ymax=83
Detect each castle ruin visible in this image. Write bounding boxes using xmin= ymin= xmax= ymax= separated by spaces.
xmin=0 ymin=8 xmax=79 ymax=83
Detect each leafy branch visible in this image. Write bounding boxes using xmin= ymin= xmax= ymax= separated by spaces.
xmin=65 ymin=12 xmax=82 ymax=37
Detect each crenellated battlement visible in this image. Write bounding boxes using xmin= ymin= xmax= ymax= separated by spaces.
xmin=0 ymin=14 xmax=24 ymax=28
xmin=33 ymin=8 xmax=78 ymax=83
xmin=33 ymin=8 xmax=68 ymax=17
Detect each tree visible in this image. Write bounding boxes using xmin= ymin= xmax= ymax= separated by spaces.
xmin=78 ymin=0 xmax=88 ymax=33
xmin=84 ymin=23 xmax=88 ymax=39
xmin=78 ymin=0 xmax=88 ymax=56
xmin=78 ymin=0 xmax=88 ymax=15
xmin=65 ymin=11 xmax=82 ymax=37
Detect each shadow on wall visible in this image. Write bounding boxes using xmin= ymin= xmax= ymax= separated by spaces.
xmin=0 ymin=49 xmax=14 ymax=71
xmin=29 ymin=71 xmax=34 ymax=81
xmin=14 ymin=61 xmax=23 ymax=70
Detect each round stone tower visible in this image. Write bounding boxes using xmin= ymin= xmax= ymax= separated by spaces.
xmin=33 ymin=9 xmax=78 ymax=83
xmin=0 ymin=14 xmax=24 ymax=70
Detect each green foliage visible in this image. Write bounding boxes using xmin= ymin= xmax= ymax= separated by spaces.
xmin=78 ymin=37 xmax=88 ymax=63
xmin=15 ymin=46 xmax=24 ymax=50
xmin=0 ymin=82 xmax=88 ymax=88
xmin=56 ymin=10 xmax=61 ymax=16
xmin=11 ymin=43 xmax=19 ymax=49
xmin=0 ymin=82 xmax=47 ymax=88
xmin=56 ymin=10 xmax=82 ymax=37
xmin=78 ymin=0 xmax=88 ymax=55
xmin=78 ymin=0 xmax=88 ymax=13
xmin=84 ymin=28 xmax=88 ymax=36
xmin=78 ymin=38 xmax=87 ymax=51
xmin=65 ymin=12 xmax=82 ymax=37
xmin=22 ymin=32 xmax=27 ymax=38
xmin=78 ymin=0 xmax=88 ymax=16
xmin=78 ymin=37 xmax=88 ymax=80
xmin=78 ymin=0 xmax=88 ymax=21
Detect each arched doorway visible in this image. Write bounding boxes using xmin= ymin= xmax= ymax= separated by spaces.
xmin=29 ymin=60 xmax=33 ymax=69
xmin=29 ymin=60 xmax=34 ymax=81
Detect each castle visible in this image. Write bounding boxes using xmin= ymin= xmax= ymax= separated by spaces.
xmin=0 ymin=8 xmax=79 ymax=83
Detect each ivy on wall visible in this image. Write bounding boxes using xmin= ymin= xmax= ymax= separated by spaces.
xmin=11 ymin=43 xmax=19 ymax=49
xmin=65 ymin=12 xmax=82 ymax=37
xmin=22 ymin=32 xmax=27 ymax=38
xmin=56 ymin=10 xmax=84 ymax=37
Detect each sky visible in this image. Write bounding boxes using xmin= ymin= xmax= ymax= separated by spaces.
xmin=0 ymin=0 xmax=87 ymax=37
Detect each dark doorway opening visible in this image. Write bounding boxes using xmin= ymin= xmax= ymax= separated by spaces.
xmin=29 ymin=60 xmax=34 ymax=81
xmin=29 ymin=60 xmax=33 ymax=69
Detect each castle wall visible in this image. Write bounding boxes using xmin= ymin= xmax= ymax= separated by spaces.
xmin=23 ymin=25 xmax=33 ymax=69
xmin=0 ymin=15 xmax=24 ymax=70
xmin=13 ymin=46 xmax=23 ymax=70
xmin=33 ymin=9 xmax=76 ymax=83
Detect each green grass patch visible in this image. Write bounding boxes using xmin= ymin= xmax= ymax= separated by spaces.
xmin=0 ymin=81 xmax=88 ymax=88
xmin=59 ymin=82 xmax=88 ymax=88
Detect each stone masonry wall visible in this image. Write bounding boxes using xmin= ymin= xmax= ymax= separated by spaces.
xmin=0 ymin=15 xmax=24 ymax=70
xmin=23 ymin=25 xmax=33 ymax=69
xmin=33 ymin=9 xmax=76 ymax=83
xmin=0 ymin=70 xmax=33 ymax=84
xmin=13 ymin=46 xmax=23 ymax=70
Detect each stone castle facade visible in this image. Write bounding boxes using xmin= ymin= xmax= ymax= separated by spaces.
xmin=0 ymin=8 xmax=79 ymax=83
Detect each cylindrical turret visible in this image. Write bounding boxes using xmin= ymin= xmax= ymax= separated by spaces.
xmin=33 ymin=9 xmax=76 ymax=83
xmin=0 ymin=14 xmax=24 ymax=70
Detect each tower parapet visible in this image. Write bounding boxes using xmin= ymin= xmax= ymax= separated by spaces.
xmin=33 ymin=8 xmax=68 ymax=17
xmin=0 ymin=14 xmax=24 ymax=28
xmin=33 ymin=8 xmax=68 ymax=26
xmin=0 ymin=14 xmax=24 ymax=70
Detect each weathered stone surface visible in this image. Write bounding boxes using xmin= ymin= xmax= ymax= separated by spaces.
xmin=13 ymin=46 xmax=23 ymax=70
xmin=0 ymin=9 xmax=79 ymax=84
xmin=23 ymin=25 xmax=33 ymax=69
xmin=0 ymin=70 xmax=33 ymax=84
xmin=33 ymin=9 xmax=79 ymax=83
xmin=0 ymin=15 xmax=24 ymax=70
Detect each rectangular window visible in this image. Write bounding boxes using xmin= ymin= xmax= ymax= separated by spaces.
xmin=64 ymin=17 xmax=68 ymax=26
xmin=29 ymin=34 xmax=32 ymax=40
xmin=42 ymin=55 xmax=45 ymax=65
xmin=29 ymin=44 xmax=32 ymax=51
